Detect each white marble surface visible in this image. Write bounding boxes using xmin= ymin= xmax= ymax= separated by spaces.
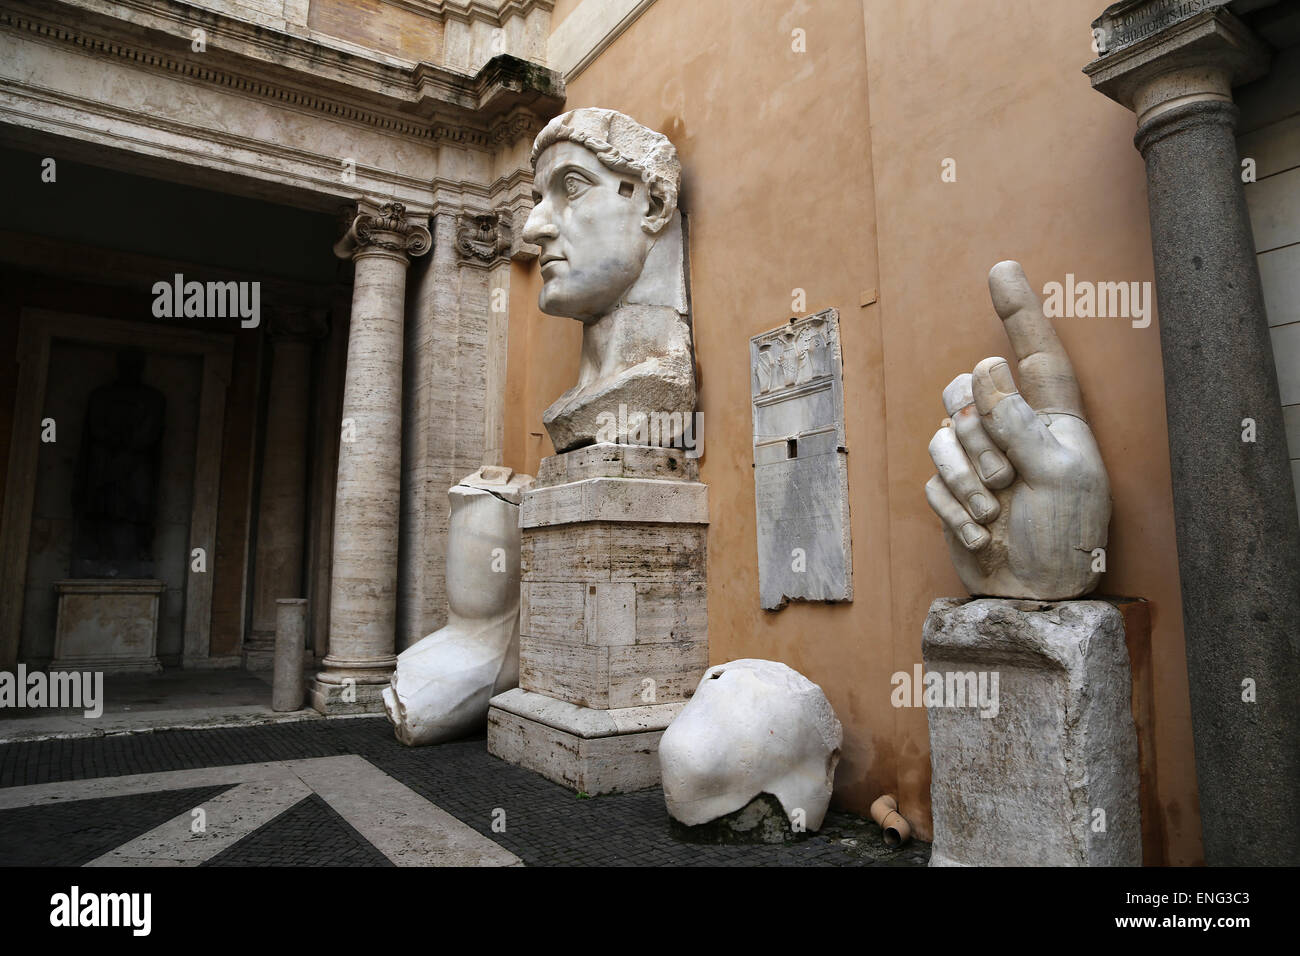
xmin=659 ymin=659 xmax=842 ymax=831
xmin=521 ymin=109 xmax=696 ymax=453
xmin=751 ymin=309 xmax=852 ymax=609
xmin=383 ymin=467 xmax=533 ymax=746
xmin=924 ymin=261 xmax=1111 ymax=600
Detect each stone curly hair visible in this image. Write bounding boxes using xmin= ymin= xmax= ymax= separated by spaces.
xmin=531 ymin=108 xmax=681 ymax=229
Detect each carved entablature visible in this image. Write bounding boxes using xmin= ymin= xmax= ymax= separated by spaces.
xmin=335 ymin=200 xmax=433 ymax=261
xmin=456 ymin=210 xmax=512 ymax=265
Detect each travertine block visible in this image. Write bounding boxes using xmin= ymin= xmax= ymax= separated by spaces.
xmin=521 ymin=526 xmax=611 ymax=582
xmin=522 ymin=477 xmax=708 ymax=527
xmin=609 ymin=524 xmax=706 ymax=582
xmin=519 ymin=636 xmax=608 ymax=706
xmin=519 ymin=635 xmax=707 ymax=708
xmin=635 ymin=582 xmax=707 ymax=643
xmin=923 ymin=597 xmax=1139 ymax=866
xmin=488 ymin=708 xmax=668 ymax=794
xmin=521 ymin=522 xmax=707 ymax=583
xmin=607 ymin=640 xmax=708 ymax=708
xmin=487 ymin=687 xmax=685 ymax=793
xmin=519 ymin=582 xmax=588 ymax=641
xmin=488 ymin=441 xmax=709 ymax=794
xmin=520 ymin=581 xmax=705 ymax=648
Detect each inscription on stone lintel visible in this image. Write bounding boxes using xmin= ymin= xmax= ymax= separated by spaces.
xmin=750 ymin=308 xmax=852 ymax=611
xmin=1092 ymin=0 xmax=1228 ymax=55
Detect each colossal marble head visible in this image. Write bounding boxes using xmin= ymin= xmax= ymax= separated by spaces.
xmin=523 ymin=108 xmax=682 ymax=322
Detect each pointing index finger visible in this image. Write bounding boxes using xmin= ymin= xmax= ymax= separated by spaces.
xmin=987 ymin=260 xmax=1085 ymax=419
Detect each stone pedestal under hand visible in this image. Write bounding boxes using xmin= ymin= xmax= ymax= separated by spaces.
xmin=923 ymin=597 xmax=1140 ymax=867
xmin=486 ymin=443 xmax=708 ymax=794
xmin=384 ymin=467 xmax=533 ymax=746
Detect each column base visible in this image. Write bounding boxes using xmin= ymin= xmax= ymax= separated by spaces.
xmin=310 ymin=676 xmax=390 ymax=715
xmin=487 ymin=687 xmax=685 ymax=794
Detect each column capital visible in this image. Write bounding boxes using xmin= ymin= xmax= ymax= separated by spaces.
xmin=1083 ymin=5 xmax=1269 ymax=122
xmin=455 ymin=208 xmax=512 ymax=267
xmin=334 ymin=199 xmax=433 ymax=262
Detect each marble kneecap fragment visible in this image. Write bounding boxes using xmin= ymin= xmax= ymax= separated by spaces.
xmin=383 ymin=467 xmax=534 ymax=746
xmin=659 ymin=659 xmax=842 ymax=831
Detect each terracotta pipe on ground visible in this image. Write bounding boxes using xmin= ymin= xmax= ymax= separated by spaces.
xmin=870 ymin=794 xmax=912 ymax=848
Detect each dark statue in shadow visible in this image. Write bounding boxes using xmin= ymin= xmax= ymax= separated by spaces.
xmin=71 ymin=351 xmax=166 ymax=578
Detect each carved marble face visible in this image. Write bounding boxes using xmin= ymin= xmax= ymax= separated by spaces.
xmin=523 ymin=141 xmax=665 ymax=322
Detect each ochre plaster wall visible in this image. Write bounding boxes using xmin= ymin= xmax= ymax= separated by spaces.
xmin=505 ymin=0 xmax=1202 ymax=863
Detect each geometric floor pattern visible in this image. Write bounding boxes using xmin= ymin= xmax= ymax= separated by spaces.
xmin=204 ymin=794 xmax=394 ymax=867
xmin=0 ymin=784 xmax=233 ymax=867
xmin=0 ymin=717 xmax=930 ymax=867
xmin=0 ymin=755 xmax=519 ymax=866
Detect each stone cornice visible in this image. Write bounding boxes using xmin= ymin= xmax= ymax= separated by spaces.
xmin=3 ymin=0 xmax=564 ymax=149
xmin=392 ymin=0 xmax=555 ymax=26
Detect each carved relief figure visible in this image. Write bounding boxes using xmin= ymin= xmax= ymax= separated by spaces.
xmin=521 ymin=108 xmax=696 ymax=452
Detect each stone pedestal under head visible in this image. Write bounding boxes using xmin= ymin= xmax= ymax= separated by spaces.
xmin=659 ymin=659 xmax=842 ymax=835
xmin=486 ymin=443 xmax=708 ymax=794
xmin=384 ymin=467 xmax=533 ymax=746
xmin=923 ymin=598 xmax=1140 ymax=866
xmin=924 ymin=261 xmax=1111 ymax=601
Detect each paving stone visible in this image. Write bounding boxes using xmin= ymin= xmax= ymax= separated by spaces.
xmin=0 ymin=784 xmax=232 ymax=866
xmin=0 ymin=718 xmax=930 ymax=867
xmin=204 ymin=793 xmax=392 ymax=867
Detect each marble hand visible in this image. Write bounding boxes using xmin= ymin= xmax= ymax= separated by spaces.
xmin=924 ymin=260 xmax=1111 ymax=599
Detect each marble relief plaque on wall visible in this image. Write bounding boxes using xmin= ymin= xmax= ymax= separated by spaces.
xmin=750 ymin=308 xmax=852 ymax=610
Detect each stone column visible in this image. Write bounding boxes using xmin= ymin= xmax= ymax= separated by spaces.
xmin=244 ymin=308 xmax=325 ymax=670
xmin=1087 ymin=6 xmax=1300 ymax=865
xmin=312 ymin=200 xmax=431 ymax=714
xmin=273 ymin=598 xmax=308 ymax=712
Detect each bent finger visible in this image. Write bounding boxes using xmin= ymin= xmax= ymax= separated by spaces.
xmin=943 ymin=373 xmax=1014 ymax=489
xmin=925 ymin=474 xmax=990 ymax=551
xmin=971 ymin=356 xmax=1062 ymax=480
xmin=929 ymin=425 xmax=999 ymax=523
